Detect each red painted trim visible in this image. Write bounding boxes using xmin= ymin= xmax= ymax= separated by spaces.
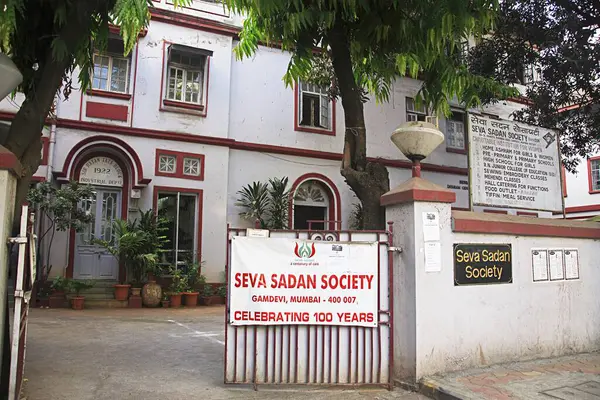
xmin=149 ymin=8 xmax=240 ymax=37
xmin=155 ymin=149 xmax=205 ymax=181
xmin=86 ymin=89 xmax=132 ymax=101
xmin=0 ymin=111 xmax=470 ymax=176
xmin=483 ymin=209 xmax=508 ymax=214
xmin=588 ymin=156 xmax=600 ymax=194
xmin=159 ymin=40 xmax=167 ymax=117
xmin=453 ymin=211 xmax=600 ymax=239
xmin=30 ymin=176 xmax=46 ymax=182
xmin=517 ymin=211 xmax=538 ymax=217
xmin=152 ymin=185 xmax=203 ymax=265
xmin=78 ymin=89 xmax=84 ymax=121
xmin=293 ymin=83 xmax=336 ymax=136
xmin=561 ymin=164 xmax=567 ymax=197
xmin=288 ymin=173 xmax=342 ymax=230
xmin=163 ymin=99 xmax=205 ymax=112
xmin=451 ymin=207 xmax=471 ymax=211
xmin=559 ymin=204 xmax=600 ymax=214
xmin=67 ymin=151 xmax=130 ymax=281
xmin=0 ymin=147 xmax=20 ymax=174
xmin=380 ymin=188 xmax=456 ymax=206
xmin=86 ymin=101 xmax=129 ymax=122
xmin=506 ymin=96 xmax=533 ymax=105
xmin=108 ymin=24 xmax=148 ymax=38
xmin=41 ymin=137 xmax=49 ymax=165
xmin=54 ymin=135 xmax=150 ymax=187
xmin=446 ymin=147 xmax=468 ymax=155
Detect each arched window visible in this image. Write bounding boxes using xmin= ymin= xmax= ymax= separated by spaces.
xmin=293 ymin=181 xmax=329 ymax=230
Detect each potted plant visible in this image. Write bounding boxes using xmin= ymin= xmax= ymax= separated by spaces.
xmin=49 ymin=276 xmax=68 ymax=308
xmin=167 ymin=267 xmax=187 ymax=308
xmin=67 ymin=280 xmax=95 ymax=310
xmin=216 ymin=284 xmax=227 ymax=305
xmin=199 ymin=285 xmax=214 ymax=306
xmin=114 ymin=283 xmax=131 ymax=301
xmin=161 ymin=293 xmax=170 ymax=308
xmin=182 ymin=263 xmax=204 ymax=307
xmin=94 ymin=214 xmax=162 ymax=303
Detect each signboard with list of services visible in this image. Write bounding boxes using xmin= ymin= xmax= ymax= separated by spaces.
xmin=468 ymin=114 xmax=562 ymax=212
xmin=229 ymin=237 xmax=379 ymax=327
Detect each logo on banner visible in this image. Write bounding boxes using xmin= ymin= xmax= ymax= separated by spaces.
xmin=294 ymin=242 xmax=316 ymax=259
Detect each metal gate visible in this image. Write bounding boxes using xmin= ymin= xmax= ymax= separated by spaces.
xmin=224 ymin=225 xmax=394 ymax=388
xmin=8 ymin=205 xmax=36 ymax=400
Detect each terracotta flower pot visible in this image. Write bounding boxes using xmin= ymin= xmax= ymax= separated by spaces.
xmin=131 ymin=287 xmax=142 ymax=297
xmin=162 ymin=300 xmax=170 ymax=308
xmin=170 ymin=294 xmax=182 ymax=308
xmin=200 ymin=296 xmax=213 ymax=306
xmin=71 ymin=296 xmax=85 ymax=310
xmin=183 ymin=292 xmax=199 ymax=307
xmin=114 ymin=284 xmax=131 ymax=301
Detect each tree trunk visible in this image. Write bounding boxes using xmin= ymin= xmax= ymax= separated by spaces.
xmin=329 ymin=23 xmax=390 ymax=230
xmin=1 ymin=0 xmax=111 ymax=230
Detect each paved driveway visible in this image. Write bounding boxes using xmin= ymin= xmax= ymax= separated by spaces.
xmin=22 ymin=307 xmax=425 ymax=400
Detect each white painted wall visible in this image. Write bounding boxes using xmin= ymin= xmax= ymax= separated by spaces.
xmin=387 ymin=199 xmax=600 ymax=381
xmin=562 ymin=155 xmax=600 ymax=217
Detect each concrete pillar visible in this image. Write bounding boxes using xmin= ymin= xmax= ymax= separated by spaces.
xmin=0 ymin=146 xmax=21 ymax=384
xmin=381 ymin=176 xmax=455 ymax=385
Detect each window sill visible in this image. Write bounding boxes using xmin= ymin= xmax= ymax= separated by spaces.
xmin=446 ymin=147 xmax=468 ymax=155
xmin=295 ymin=125 xmax=335 ymax=136
xmin=86 ymin=89 xmax=132 ymax=101
xmin=163 ymin=99 xmax=205 ymax=112
xmin=588 ymin=190 xmax=600 ymax=195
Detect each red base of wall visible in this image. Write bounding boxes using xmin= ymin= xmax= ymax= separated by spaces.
xmin=128 ymin=296 xmax=142 ymax=308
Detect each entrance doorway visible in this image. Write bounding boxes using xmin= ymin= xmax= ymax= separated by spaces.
xmin=74 ymin=189 xmax=121 ymax=279
xmin=292 ymin=180 xmax=329 ymax=229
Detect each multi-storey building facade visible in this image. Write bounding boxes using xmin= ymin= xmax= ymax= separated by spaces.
xmin=0 ymin=1 xmax=550 ymax=283
xmin=559 ymin=155 xmax=600 ymax=220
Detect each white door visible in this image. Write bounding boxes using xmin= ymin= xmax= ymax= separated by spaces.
xmin=75 ymin=189 xmax=121 ymax=280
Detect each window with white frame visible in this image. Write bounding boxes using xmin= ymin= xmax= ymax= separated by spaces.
xmin=165 ymin=44 xmax=213 ymax=105
xmin=183 ymin=157 xmax=201 ymax=177
xmin=298 ymin=81 xmax=332 ymax=130
xmin=519 ymin=63 xmax=535 ymax=85
xmin=446 ymin=111 xmax=466 ymax=151
xmin=406 ymin=97 xmax=427 ymax=122
xmin=591 ymin=159 xmax=600 ymax=192
xmin=157 ymin=191 xmax=198 ymax=270
xmin=158 ymin=154 xmax=177 ymax=174
xmin=92 ymin=37 xmax=130 ymax=93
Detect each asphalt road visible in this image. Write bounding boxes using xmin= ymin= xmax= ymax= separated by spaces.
xmin=21 ymin=307 xmax=426 ymax=400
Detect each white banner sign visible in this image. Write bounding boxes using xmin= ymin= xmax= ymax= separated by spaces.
xmin=79 ymin=156 xmax=124 ymax=187
xmin=468 ymin=114 xmax=562 ymax=212
xmin=229 ymin=237 xmax=378 ymax=327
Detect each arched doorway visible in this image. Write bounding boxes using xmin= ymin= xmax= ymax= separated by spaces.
xmin=74 ymin=155 xmax=126 ymax=280
xmin=57 ymin=136 xmax=150 ymax=281
xmin=289 ymin=173 xmax=341 ymax=230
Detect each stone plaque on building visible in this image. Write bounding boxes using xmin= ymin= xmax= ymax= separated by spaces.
xmin=79 ymin=156 xmax=124 ymax=187
xmin=453 ymin=243 xmax=512 ymax=286
xmin=468 ymin=114 xmax=562 ymax=212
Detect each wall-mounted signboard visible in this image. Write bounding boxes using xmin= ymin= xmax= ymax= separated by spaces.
xmin=454 ymin=243 xmax=512 ymax=286
xmin=468 ymin=114 xmax=562 ymax=212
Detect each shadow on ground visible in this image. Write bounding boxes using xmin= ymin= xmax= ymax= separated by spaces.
xmin=22 ymin=307 xmax=425 ymax=400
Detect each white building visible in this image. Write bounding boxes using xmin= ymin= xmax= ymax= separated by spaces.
xmin=559 ymin=155 xmax=600 ymax=220
xmin=0 ymin=1 xmax=553 ymax=284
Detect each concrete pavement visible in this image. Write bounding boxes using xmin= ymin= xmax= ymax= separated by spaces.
xmin=421 ymin=352 xmax=600 ymax=399
xmin=22 ymin=307 xmax=426 ymax=400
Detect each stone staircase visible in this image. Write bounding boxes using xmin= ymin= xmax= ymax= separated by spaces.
xmin=69 ymin=280 xmax=128 ymax=309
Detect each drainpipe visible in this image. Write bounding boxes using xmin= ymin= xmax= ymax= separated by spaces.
xmin=46 ymin=100 xmax=58 ymax=181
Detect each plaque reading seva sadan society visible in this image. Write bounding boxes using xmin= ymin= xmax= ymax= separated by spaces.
xmin=468 ymin=114 xmax=562 ymax=212
xmin=453 ymin=244 xmax=512 ymax=286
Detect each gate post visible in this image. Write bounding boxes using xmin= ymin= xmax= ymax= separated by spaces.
xmin=0 ymin=146 xmax=21 ymax=387
xmin=380 ymin=177 xmax=455 ymax=386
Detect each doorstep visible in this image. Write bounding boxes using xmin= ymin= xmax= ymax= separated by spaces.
xmin=419 ymin=352 xmax=600 ymax=399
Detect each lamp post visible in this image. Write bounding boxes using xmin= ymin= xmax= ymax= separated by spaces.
xmin=0 ymin=53 xmax=23 ymax=100
xmin=390 ymin=120 xmax=445 ymax=178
